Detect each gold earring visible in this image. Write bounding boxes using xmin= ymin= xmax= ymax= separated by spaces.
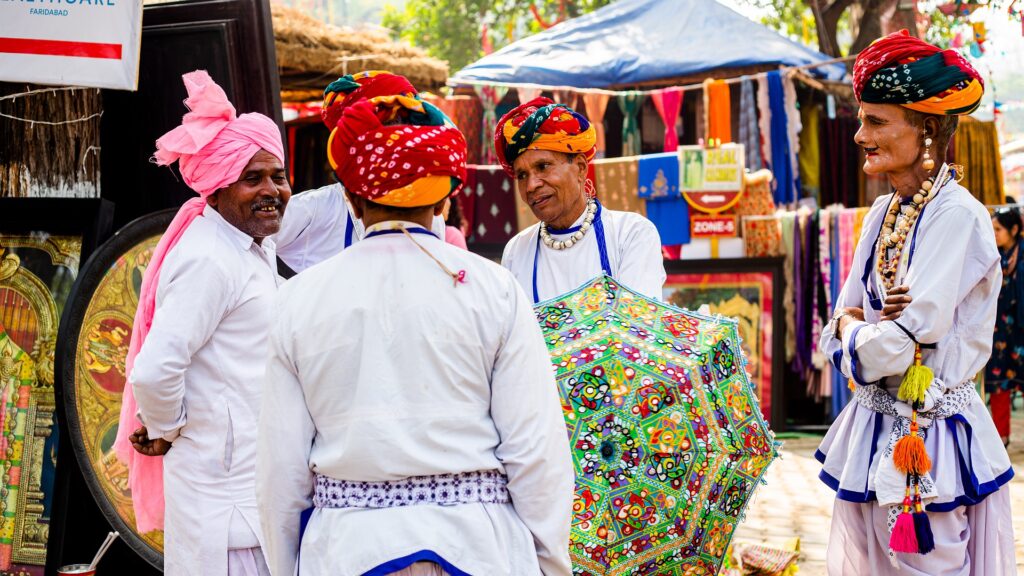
xmin=922 ymin=132 xmax=935 ymax=171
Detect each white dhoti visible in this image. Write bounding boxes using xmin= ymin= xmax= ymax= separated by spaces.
xmin=227 ymin=548 xmax=271 ymax=576
xmin=827 ymin=485 xmax=1016 ymax=575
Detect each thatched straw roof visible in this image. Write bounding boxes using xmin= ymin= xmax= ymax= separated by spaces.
xmin=272 ymin=3 xmax=449 ymax=93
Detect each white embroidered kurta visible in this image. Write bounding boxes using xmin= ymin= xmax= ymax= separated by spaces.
xmin=130 ymin=205 xmax=279 ymax=576
xmin=275 ymin=183 xmax=447 ymax=273
xmin=818 ymin=176 xmax=1013 ymax=512
xmin=501 ymin=206 xmax=666 ymax=303
xmin=258 ymin=222 xmax=574 ymax=576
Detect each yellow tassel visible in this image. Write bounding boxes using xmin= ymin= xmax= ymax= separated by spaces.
xmin=898 ymin=346 xmax=932 ymax=404
xmin=893 ymin=424 xmax=931 ymax=475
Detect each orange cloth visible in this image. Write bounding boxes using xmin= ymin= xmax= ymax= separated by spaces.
xmin=704 ymin=79 xmax=732 ymax=144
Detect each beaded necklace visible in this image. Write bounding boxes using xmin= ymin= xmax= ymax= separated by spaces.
xmin=539 ymin=199 xmax=597 ymax=250
xmin=876 ymin=163 xmax=951 ymax=292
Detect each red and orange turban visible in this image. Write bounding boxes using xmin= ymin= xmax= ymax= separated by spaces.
xmin=327 ymin=95 xmax=466 ymax=208
xmin=321 ymin=71 xmax=417 ymax=130
xmin=493 ymin=97 xmax=597 ymax=176
xmin=853 ymin=30 xmax=984 ymax=116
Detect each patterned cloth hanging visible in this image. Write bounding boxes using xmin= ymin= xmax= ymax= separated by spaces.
xmin=592 ymin=157 xmax=646 ymax=216
xmin=739 ymin=77 xmax=763 ymax=171
xmin=474 ymin=85 xmax=510 ymax=165
xmin=582 ymin=93 xmax=611 ymax=159
xmin=465 ymin=164 xmax=517 ymax=243
xmin=617 ymin=91 xmax=643 ymax=156
xmin=767 ymin=71 xmax=800 ymax=206
xmin=516 ymin=87 xmax=542 ymax=104
xmin=650 ymin=87 xmax=683 ymax=152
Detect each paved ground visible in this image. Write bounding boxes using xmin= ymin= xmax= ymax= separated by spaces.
xmin=732 ymin=401 xmax=1024 ymax=575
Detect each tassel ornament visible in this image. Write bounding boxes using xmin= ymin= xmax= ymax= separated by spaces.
xmin=890 ymin=497 xmax=920 ymax=553
xmin=893 ymin=410 xmax=931 ymax=475
xmin=898 ymin=345 xmax=933 ymax=404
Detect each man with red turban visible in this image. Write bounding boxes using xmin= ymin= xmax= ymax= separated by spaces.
xmin=121 ymin=69 xmax=289 ymax=575
xmin=819 ymin=31 xmax=1014 ymax=574
xmin=274 ymin=71 xmax=452 ymax=273
xmin=497 ymin=97 xmax=665 ymax=303
xmin=257 ymin=94 xmax=574 ymax=576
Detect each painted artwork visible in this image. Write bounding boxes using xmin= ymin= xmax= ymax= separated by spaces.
xmin=72 ymin=234 xmax=165 ymax=555
xmin=59 ymin=209 xmax=174 ymax=570
xmin=0 ymin=234 xmax=82 ymax=576
xmin=663 ymin=272 xmax=774 ymax=422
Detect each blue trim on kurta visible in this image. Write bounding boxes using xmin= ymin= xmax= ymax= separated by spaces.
xmin=362 ymin=550 xmax=472 ymax=576
xmin=531 ymin=201 xmax=611 ymax=304
xmin=848 ymin=323 xmax=869 ymax=386
xmin=364 ymin=227 xmax=439 ymax=240
xmin=344 ymin=210 xmax=355 ymax=248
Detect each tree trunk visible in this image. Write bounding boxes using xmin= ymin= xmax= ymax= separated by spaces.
xmin=851 ymin=0 xmax=899 ymax=54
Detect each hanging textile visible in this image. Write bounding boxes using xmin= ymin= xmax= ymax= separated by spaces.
xmin=783 ymin=74 xmax=802 ymax=192
xmin=812 ymin=210 xmax=831 ymax=372
xmin=456 ymin=167 xmax=477 ymax=237
xmin=449 ymin=95 xmax=483 ymax=165
xmin=704 ymin=78 xmax=732 ymax=144
xmin=819 ymin=114 xmax=859 ymax=207
xmin=516 ymin=87 xmax=542 ymax=104
xmin=735 ymin=169 xmax=776 ymax=218
xmin=767 ymin=71 xmax=799 ymax=206
xmin=742 ymin=216 xmax=783 ymax=257
xmin=830 ymin=210 xmax=850 ymax=419
xmin=955 ymin=118 xmax=1005 ymax=206
xmin=617 ymin=91 xmax=643 ymax=156
xmin=467 ymin=164 xmax=517 ymax=243
xmin=583 ymin=93 xmax=611 ymax=159
xmin=650 ymin=87 xmax=683 ymax=152
xmin=645 ymin=197 xmax=690 ymax=245
xmin=799 ymin=103 xmax=821 ymax=200
xmin=780 ymin=213 xmax=796 ymax=362
xmin=553 ymin=89 xmax=579 ymax=111
xmin=473 ymin=85 xmax=510 ymax=165
xmin=739 ymin=76 xmax=762 ymax=171
xmin=592 ymin=157 xmax=646 ymax=215
xmin=756 ymin=77 xmax=772 ymax=169
xmin=637 ymin=152 xmax=679 ymax=199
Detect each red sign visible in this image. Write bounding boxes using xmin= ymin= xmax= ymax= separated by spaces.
xmin=691 ymin=215 xmax=737 ymax=238
xmin=682 ymin=190 xmax=742 ymax=214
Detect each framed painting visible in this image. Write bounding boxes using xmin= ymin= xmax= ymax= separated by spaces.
xmin=663 ymin=257 xmax=785 ymax=429
xmin=0 ymin=199 xmax=112 ymax=576
xmin=56 ymin=209 xmax=176 ymax=571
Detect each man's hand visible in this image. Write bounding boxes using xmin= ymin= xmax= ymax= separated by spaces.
xmin=129 ymin=426 xmax=172 ymax=457
xmin=881 ymin=285 xmax=912 ymax=322
xmin=836 ymin=306 xmax=865 ymax=339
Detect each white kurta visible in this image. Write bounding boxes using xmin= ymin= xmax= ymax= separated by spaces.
xmin=275 ymin=183 xmax=447 ymax=273
xmin=130 ymin=205 xmax=279 ymax=576
xmin=502 ymin=206 xmax=666 ymax=303
xmin=258 ymin=221 xmax=574 ymax=576
xmin=818 ymin=173 xmax=1015 ymax=573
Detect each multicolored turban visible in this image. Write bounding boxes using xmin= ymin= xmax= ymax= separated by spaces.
xmin=494 ymin=97 xmax=597 ymax=176
xmin=321 ymin=70 xmax=417 ymax=130
xmin=853 ymin=29 xmax=984 ymax=116
xmin=118 ymin=70 xmax=285 ymax=534
xmin=327 ymin=94 xmax=466 ymax=208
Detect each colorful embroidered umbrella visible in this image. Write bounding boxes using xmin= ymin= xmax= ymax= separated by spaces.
xmin=535 ymin=276 xmax=778 ymax=575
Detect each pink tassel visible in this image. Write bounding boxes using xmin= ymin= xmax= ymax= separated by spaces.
xmin=890 ymin=511 xmax=920 ymax=553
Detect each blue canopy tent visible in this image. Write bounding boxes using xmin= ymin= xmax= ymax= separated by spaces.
xmin=451 ymin=0 xmax=846 ymax=89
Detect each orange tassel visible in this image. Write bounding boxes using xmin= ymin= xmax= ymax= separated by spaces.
xmin=894 ymin=432 xmax=931 ymax=475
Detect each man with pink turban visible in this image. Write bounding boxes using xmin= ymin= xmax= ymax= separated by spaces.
xmin=117 ymin=69 xmax=288 ymax=576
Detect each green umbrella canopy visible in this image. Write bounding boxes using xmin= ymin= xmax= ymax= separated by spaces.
xmin=535 ymin=275 xmax=778 ymax=575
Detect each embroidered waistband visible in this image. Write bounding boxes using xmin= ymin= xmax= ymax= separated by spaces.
xmin=313 ymin=470 xmax=510 ymax=509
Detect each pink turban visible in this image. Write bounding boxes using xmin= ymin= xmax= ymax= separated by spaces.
xmin=115 ymin=70 xmax=284 ymax=534
xmin=153 ymin=70 xmax=285 ymax=195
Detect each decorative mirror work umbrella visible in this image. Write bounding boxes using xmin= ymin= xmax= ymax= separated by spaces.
xmin=535 ymin=276 xmax=778 ymax=575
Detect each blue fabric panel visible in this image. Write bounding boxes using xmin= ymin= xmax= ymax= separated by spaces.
xmin=645 ymin=197 xmax=690 ymax=245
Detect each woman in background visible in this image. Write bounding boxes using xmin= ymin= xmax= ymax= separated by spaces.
xmin=987 ymin=206 xmax=1024 ymax=445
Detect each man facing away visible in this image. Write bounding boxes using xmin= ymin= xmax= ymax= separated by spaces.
xmin=123 ymin=70 xmax=289 ymax=575
xmin=257 ymin=92 xmax=573 ymax=575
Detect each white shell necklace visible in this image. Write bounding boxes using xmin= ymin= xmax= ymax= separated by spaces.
xmin=539 ymin=199 xmax=598 ymax=250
